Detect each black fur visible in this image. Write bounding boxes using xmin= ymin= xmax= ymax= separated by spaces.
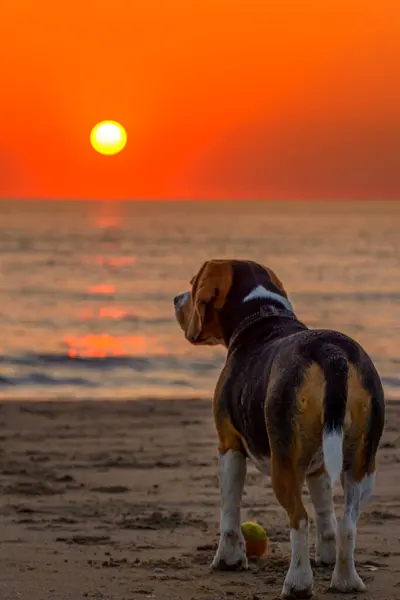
xmin=219 ymin=314 xmax=385 ymax=469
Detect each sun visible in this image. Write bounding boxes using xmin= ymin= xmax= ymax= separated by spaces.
xmin=90 ymin=121 xmax=127 ymax=156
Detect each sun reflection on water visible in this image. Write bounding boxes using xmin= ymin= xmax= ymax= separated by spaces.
xmin=63 ymin=334 xmax=168 ymax=359
xmin=87 ymin=284 xmax=116 ymax=296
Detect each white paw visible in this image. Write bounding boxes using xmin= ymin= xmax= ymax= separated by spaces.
xmin=315 ymin=535 xmax=336 ymax=566
xmin=330 ymin=567 xmax=366 ymax=593
xmin=210 ymin=531 xmax=248 ymax=571
xmin=281 ymin=565 xmax=314 ymax=598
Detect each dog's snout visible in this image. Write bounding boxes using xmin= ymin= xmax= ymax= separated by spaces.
xmin=174 ymin=292 xmax=189 ymax=310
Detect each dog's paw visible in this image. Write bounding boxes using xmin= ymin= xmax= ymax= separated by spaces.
xmin=210 ymin=531 xmax=248 ymax=571
xmin=281 ymin=565 xmax=313 ymax=599
xmin=329 ymin=568 xmax=366 ymax=593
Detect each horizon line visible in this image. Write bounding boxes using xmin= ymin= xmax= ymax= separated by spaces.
xmin=0 ymin=197 xmax=399 ymax=203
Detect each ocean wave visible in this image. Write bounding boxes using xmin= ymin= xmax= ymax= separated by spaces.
xmin=0 ymin=352 xmax=151 ymax=370
xmin=0 ymin=372 xmax=96 ymax=388
xmin=0 ymin=357 xmax=398 ymax=402
xmin=0 ymin=287 xmax=175 ymax=303
xmin=293 ymin=291 xmax=400 ymax=303
xmin=0 ymin=349 xmax=222 ymax=395
xmin=381 ymin=376 xmax=400 ymax=389
xmin=0 ymin=351 xmax=222 ymax=373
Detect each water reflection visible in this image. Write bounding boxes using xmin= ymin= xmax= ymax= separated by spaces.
xmin=95 ymin=256 xmax=136 ymax=267
xmin=87 ymin=284 xmax=116 ymax=296
xmin=83 ymin=256 xmax=136 ymax=268
xmin=91 ymin=201 xmax=123 ymax=231
xmin=63 ymin=334 xmax=167 ymax=359
xmin=65 ymin=202 xmax=155 ymax=360
xmin=79 ymin=307 xmax=131 ymax=321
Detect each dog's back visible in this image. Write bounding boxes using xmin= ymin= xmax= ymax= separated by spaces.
xmin=216 ymin=326 xmax=384 ymax=484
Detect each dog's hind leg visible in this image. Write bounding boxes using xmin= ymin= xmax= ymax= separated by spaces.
xmin=270 ymin=454 xmax=313 ymax=599
xmin=329 ymin=470 xmax=375 ymax=592
xmin=266 ymin=363 xmax=323 ymax=598
xmin=306 ymin=465 xmax=337 ymax=565
xmin=330 ymin=420 xmax=377 ymax=593
xmin=330 ymin=364 xmax=384 ymax=592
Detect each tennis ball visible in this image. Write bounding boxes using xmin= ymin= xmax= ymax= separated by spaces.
xmin=241 ymin=521 xmax=268 ymax=558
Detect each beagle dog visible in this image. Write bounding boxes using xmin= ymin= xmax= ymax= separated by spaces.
xmin=173 ymin=259 xmax=385 ymax=598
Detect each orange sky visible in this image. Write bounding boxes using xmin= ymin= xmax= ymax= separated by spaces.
xmin=1 ymin=0 xmax=399 ymax=201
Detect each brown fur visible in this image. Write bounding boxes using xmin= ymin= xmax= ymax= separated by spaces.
xmin=345 ymin=364 xmax=374 ymax=481
xmin=180 ymin=260 xmax=233 ymax=344
xmin=213 ymin=364 xmax=243 ymax=454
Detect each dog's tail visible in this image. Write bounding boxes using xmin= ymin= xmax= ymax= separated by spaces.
xmin=320 ymin=348 xmax=348 ymax=486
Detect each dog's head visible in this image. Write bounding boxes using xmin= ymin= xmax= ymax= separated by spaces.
xmin=173 ymin=259 xmax=292 ymax=346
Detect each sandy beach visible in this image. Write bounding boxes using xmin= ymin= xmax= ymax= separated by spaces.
xmin=1 ymin=398 xmax=399 ymax=600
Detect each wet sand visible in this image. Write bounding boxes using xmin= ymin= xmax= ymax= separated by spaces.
xmin=1 ymin=398 xmax=399 ymax=600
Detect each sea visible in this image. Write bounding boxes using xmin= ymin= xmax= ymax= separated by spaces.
xmin=0 ymin=200 xmax=399 ymax=401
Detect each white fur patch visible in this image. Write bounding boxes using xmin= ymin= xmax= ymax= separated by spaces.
xmin=306 ymin=470 xmax=336 ymax=564
xmin=330 ymin=472 xmax=375 ymax=592
xmin=211 ymin=450 xmax=248 ymax=570
xmin=242 ymin=285 xmax=293 ymax=312
xmin=360 ymin=472 xmax=375 ymax=509
xmin=282 ymin=519 xmax=313 ymax=597
xmin=323 ymin=430 xmax=343 ymax=485
xmin=218 ymin=450 xmax=246 ymax=532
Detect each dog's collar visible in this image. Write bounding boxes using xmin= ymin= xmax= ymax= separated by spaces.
xmin=228 ymin=304 xmax=300 ymax=350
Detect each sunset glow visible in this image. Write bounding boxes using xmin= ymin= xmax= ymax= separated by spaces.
xmin=63 ymin=334 xmax=167 ymax=359
xmin=1 ymin=0 xmax=399 ymax=200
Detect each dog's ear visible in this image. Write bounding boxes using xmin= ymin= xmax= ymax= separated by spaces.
xmin=186 ymin=260 xmax=233 ymax=342
xmin=265 ymin=267 xmax=289 ymax=299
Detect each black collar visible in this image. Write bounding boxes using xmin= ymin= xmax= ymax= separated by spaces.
xmin=228 ymin=304 xmax=302 ymax=351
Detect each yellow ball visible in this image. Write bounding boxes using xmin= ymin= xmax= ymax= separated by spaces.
xmin=241 ymin=521 xmax=268 ymax=557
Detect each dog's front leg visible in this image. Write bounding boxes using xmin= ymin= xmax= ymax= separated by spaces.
xmin=211 ymin=449 xmax=248 ymax=571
